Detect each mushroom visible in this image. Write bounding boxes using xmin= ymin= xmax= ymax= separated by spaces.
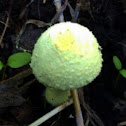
xmin=30 ymin=22 xmax=103 ymax=106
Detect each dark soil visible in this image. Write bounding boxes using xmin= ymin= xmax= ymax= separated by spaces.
xmin=0 ymin=0 xmax=126 ymax=126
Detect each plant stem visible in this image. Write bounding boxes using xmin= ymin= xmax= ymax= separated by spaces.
xmin=114 ymin=72 xmax=120 ymax=88
xmin=71 ymin=89 xmax=84 ymax=126
xmin=2 ymin=65 xmax=7 ymax=80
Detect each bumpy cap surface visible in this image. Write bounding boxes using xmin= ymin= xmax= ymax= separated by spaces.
xmin=30 ymin=22 xmax=103 ymax=90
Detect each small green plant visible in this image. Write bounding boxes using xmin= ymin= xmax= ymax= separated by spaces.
xmin=0 ymin=60 xmax=4 ymax=71
xmin=0 ymin=52 xmax=31 ymax=79
xmin=113 ymin=56 xmax=126 ymax=88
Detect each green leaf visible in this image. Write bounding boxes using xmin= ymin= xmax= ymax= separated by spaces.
xmin=7 ymin=52 xmax=31 ymax=68
xmin=0 ymin=60 xmax=4 ymax=70
xmin=113 ymin=56 xmax=122 ymax=70
xmin=120 ymin=69 xmax=126 ymax=78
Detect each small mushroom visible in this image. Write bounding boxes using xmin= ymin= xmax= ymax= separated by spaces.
xmin=30 ymin=22 xmax=103 ymax=106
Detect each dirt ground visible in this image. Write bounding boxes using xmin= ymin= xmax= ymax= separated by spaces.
xmin=0 ymin=0 xmax=126 ymax=126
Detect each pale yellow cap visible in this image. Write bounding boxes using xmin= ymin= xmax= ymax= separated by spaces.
xmin=30 ymin=22 xmax=103 ymax=90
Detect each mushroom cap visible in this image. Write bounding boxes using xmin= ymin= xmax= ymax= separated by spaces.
xmin=30 ymin=22 xmax=103 ymax=90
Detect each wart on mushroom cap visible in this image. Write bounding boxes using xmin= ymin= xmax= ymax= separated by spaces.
xmin=30 ymin=22 xmax=103 ymax=91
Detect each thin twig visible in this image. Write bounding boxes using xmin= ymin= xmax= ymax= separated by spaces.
xmin=0 ymin=15 xmax=9 ymax=47
xmin=78 ymin=88 xmax=104 ymax=126
xmin=54 ymin=0 xmax=64 ymax=22
xmin=72 ymin=2 xmax=80 ymax=22
xmin=0 ymin=68 xmax=32 ymax=86
xmin=28 ymin=99 xmax=73 ymax=126
xmin=0 ymin=0 xmax=13 ymax=47
xmin=67 ymin=2 xmax=75 ymax=19
xmin=20 ymin=78 xmax=36 ymax=93
xmin=71 ymin=89 xmax=84 ymax=126
xmin=117 ymin=121 xmax=126 ymax=126
xmin=0 ymin=20 xmax=9 ymax=26
xmin=19 ymin=0 xmax=34 ymax=19
xmin=15 ymin=19 xmax=50 ymax=52
xmin=43 ymin=0 xmax=46 ymax=4
xmin=51 ymin=0 xmax=68 ymax=23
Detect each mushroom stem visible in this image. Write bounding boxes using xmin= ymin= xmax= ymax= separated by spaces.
xmin=71 ymin=89 xmax=84 ymax=126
